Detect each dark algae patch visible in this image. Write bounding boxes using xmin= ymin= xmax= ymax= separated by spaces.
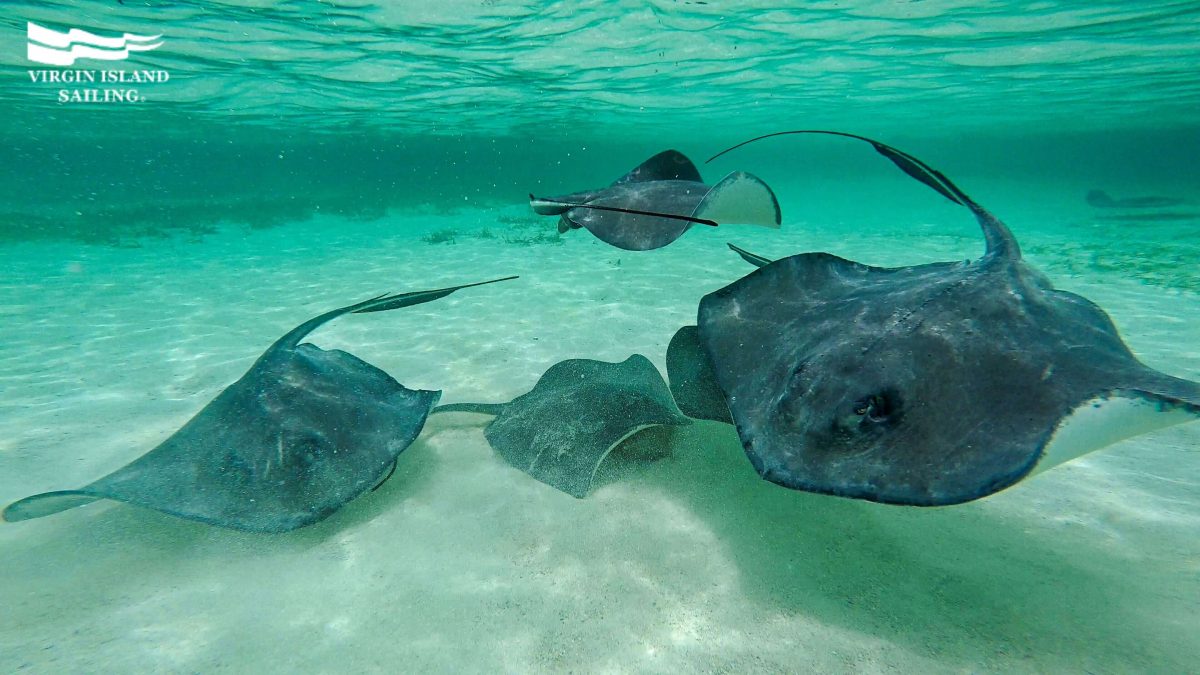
xmin=1026 ymin=220 xmax=1200 ymax=292
xmin=422 ymin=228 xmax=460 ymax=245
xmin=504 ymin=232 xmax=564 ymax=247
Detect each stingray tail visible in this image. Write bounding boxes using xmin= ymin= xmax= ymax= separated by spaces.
xmin=2 ymin=490 xmax=103 ymax=522
xmin=528 ymin=194 xmax=719 ymax=227
xmin=351 ymin=276 xmax=519 ymax=315
xmin=705 ymin=130 xmax=1021 ymax=261
xmin=268 ymin=276 xmax=519 ymax=353
xmin=430 ymin=402 xmax=506 ymax=416
xmin=726 ymin=242 xmax=774 ymax=268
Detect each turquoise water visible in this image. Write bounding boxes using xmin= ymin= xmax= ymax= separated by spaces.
xmin=2 ymin=2 xmax=1199 ymax=672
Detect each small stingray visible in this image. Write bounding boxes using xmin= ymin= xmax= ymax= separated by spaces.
xmin=2 ymin=277 xmax=516 ymax=532
xmin=1086 ymin=189 xmax=1186 ymax=209
xmin=529 ymin=149 xmax=781 ymax=251
xmin=695 ymin=130 xmax=1200 ymax=506
xmin=1095 ymin=212 xmax=1198 ymax=223
xmin=433 ymin=355 xmax=690 ymax=497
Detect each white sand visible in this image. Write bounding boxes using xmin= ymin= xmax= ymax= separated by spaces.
xmin=1 ymin=178 xmax=1198 ymax=673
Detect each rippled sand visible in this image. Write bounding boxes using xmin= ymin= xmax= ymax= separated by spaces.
xmin=1 ymin=177 xmax=1198 ymax=673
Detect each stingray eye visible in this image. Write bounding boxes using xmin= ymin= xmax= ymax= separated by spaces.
xmin=282 ymin=433 xmax=325 ymax=471
xmin=854 ymin=390 xmax=901 ymax=424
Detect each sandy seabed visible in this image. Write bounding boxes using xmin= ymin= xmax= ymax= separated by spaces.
xmin=1 ymin=177 xmax=1198 ymax=673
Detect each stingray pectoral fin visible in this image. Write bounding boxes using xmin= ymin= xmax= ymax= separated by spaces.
xmin=693 ymin=171 xmax=781 ymax=228
xmin=537 ymin=423 xmax=660 ymax=499
xmin=666 ymin=326 xmax=734 ymax=424
xmin=726 ymin=243 xmax=774 ymax=268
xmin=613 ymin=149 xmax=704 ymax=184
xmin=1033 ymin=390 xmax=1200 ymax=476
xmin=2 ymin=490 xmax=104 ymax=522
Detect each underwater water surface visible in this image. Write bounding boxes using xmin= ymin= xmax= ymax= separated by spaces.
xmin=1 ymin=1 xmax=1199 ymax=673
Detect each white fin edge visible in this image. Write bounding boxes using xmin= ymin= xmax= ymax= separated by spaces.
xmin=1033 ymin=394 xmax=1199 ymax=475
xmin=693 ymin=171 xmax=782 ymax=228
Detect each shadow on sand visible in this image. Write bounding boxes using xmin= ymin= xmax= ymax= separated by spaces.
xmin=2 ymin=417 xmax=1195 ymax=672
xmin=624 ymin=422 xmax=1196 ymax=671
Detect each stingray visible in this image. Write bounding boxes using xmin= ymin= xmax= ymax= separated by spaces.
xmin=528 ymin=149 xmax=781 ymax=251
xmin=432 ymin=355 xmax=690 ymax=497
xmin=665 ymin=326 xmax=733 ymax=425
xmin=1095 ymin=212 xmax=1198 ymax=223
xmin=1086 ymin=189 xmax=1186 ymax=209
xmin=691 ymin=130 xmax=1200 ymax=506
xmin=2 ymin=277 xmax=516 ymax=532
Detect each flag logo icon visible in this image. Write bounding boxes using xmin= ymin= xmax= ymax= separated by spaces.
xmin=27 ymin=22 xmax=162 ymax=66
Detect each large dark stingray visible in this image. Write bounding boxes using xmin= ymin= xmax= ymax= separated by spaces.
xmin=694 ymin=130 xmax=1200 ymax=506
xmin=1086 ymin=189 xmax=1186 ymax=209
xmin=2 ymin=277 xmax=515 ymax=532
xmin=529 ymin=149 xmax=781 ymax=251
xmin=433 ymin=355 xmax=690 ymax=497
